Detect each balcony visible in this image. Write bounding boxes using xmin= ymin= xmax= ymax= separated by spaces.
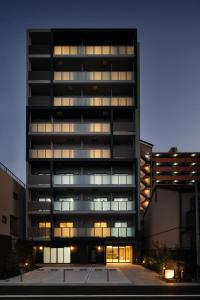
xmin=29 ymin=149 xmax=110 ymax=159
xmin=53 ymin=200 xmax=135 ymax=212
xmin=54 ymin=72 xmax=133 ymax=82
xmin=30 ymin=122 xmax=110 ymax=135
xmin=28 ymin=201 xmax=51 ymax=212
xmin=53 ymin=227 xmax=135 ymax=238
xmin=28 ymin=227 xmax=51 ymax=240
xmin=28 ymin=96 xmax=51 ymax=107
xmin=29 ymin=71 xmax=51 ymax=81
xmin=53 ymin=174 xmax=134 ymax=186
xmin=53 ymin=97 xmax=134 ymax=107
xmin=28 ymin=175 xmax=51 ymax=187
xmin=29 ymin=45 xmax=51 ymax=55
xmin=54 ymin=45 xmax=134 ymax=56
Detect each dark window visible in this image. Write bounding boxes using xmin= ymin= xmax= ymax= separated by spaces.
xmin=2 ymin=216 xmax=7 ymax=224
xmin=13 ymin=192 xmax=18 ymax=200
xmin=10 ymin=215 xmax=18 ymax=235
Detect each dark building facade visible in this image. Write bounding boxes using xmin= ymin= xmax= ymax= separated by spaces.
xmin=26 ymin=29 xmax=140 ymax=264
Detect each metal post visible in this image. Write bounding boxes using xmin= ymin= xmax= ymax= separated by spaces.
xmin=106 ymin=269 xmax=109 ymax=282
xmin=195 ymin=181 xmax=200 ymax=279
xmin=63 ymin=269 xmax=66 ymax=282
xmin=20 ymin=269 xmax=23 ymax=282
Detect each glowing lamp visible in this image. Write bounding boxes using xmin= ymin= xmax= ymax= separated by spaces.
xmin=164 ymin=269 xmax=175 ymax=279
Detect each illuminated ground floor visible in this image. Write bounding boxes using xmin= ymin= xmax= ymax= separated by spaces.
xmin=33 ymin=241 xmax=134 ymax=264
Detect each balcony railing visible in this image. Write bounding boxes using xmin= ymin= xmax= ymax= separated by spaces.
xmin=30 ymin=123 xmax=110 ymax=134
xmin=53 ymin=97 xmax=134 ymax=107
xmin=53 ymin=227 xmax=135 ymax=238
xmin=28 ymin=202 xmax=51 ymax=212
xmin=28 ymin=174 xmax=51 ymax=186
xmin=54 ymin=72 xmax=133 ymax=81
xmin=54 ymin=46 xmax=134 ymax=56
xmin=54 ymin=201 xmax=135 ymax=212
xmin=53 ymin=174 xmax=134 ymax=186
xmin=30 ymin=149 xmax=110 ymax=159
xmin=28 ymin=227 xmax=51 ymax=239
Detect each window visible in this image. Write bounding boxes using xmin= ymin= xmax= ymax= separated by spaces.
xmin=54 ymin=46 xmax=61 ymax=55
xmin=39 ymin=222 xmax=51 ymax=228
xmin=2 ymin=216 xmax=7 ymax=224
xmin=60 ymin=222 xmax=73 ymax=228
xmin=94 ymin=222 xmax=107 ymax=228
xmin=115 ymin=222 xmax=127 ymax=227
xmin=38 ymin=198 xmax=51 ymax=202
xmin=114 ymin=197 xmax=128 ymax=202
xmin=94 ymin=198 xmax=107 ymax=202
xmin=13 ymin=192 xmax=18 ymax=200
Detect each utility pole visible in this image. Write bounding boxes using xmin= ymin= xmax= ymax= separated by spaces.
xmin=195 ymin=181 xmax=200 ymax=280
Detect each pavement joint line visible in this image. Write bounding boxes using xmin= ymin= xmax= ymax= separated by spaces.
xmin=0 ymin=295 xmax=200 ymax=298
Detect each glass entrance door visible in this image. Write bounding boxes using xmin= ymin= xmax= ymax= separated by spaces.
xmin=106 ymin=246 xmax=132 ymax=263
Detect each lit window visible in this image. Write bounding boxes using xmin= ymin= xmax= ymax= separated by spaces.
xmin=94 ymin=222 xmax=107 ymax=228
xmin=60 ymin=222 xmax=73 ymax=228
xmin=115 ymin=222 xmax=127 ymax=228
xmin=39 ymin=222 xmax=51 ymax=228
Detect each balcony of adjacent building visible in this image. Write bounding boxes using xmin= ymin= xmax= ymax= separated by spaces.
xmin=28 ymin=221 xmax=135 ymax=240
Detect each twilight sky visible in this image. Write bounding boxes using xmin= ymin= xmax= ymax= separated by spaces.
xmin=0 ymin=0 xmax=200 ymax=182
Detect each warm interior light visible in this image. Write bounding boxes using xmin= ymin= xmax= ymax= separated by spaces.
xmin=164 ymin=269 xmax=175 ymax=279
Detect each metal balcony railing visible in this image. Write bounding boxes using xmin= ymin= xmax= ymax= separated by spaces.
xmin=53 ymin=174 xmax=134 ymax=186
xmin=29 ymin=149 xmax=110 ymax=159
xmin=30 ymin=122 xmax=110 ymax=134
xmin=53 ymin=201 xmax=135 ymax=212
xmin=54 ymin=71 xmax=133 ymax=81
xmin=54 ymin=45 xmax=134 ymax=56
xmin=53 ymin=97 xmax=134 ymax=107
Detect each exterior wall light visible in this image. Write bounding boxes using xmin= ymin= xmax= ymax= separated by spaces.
xmin=173 ymin=163 xmax=178 ymax=166
xmin=192 ymin=171 xmax=196 ymax=174
xmin=164 ymin=269 xmax=175 ymax=279
xmin=70 ymin=246 xmax=75 ymax=251
xmin=25 ymin=262 xmax=28 ymax=267
xmin=173 ymin=153 xmax=178 ymax=157
xmin=191 ymin=163 xmax=196 ymax=166
xmin=97 ymin=246 xmax=102 ymax=251
xmin=39 ymin=246 xmax=43 ymax=251
xmin=191 ymin=154 xmax=196 ymax=157
xmin=155 ymin=154 xmax=160 ymax=157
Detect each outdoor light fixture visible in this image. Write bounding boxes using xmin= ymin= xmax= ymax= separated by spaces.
xmin=97 ymin=246 xmax=102 ymax=251
xmin=164 ymin=269 xmax=175 ymax=280
xmin=191 ymin=163 xmax=196 ymax=166
xmin=39 ymin=246 xmax=43 ymax=251
xmin=156 ymin=180 xmax=160 ymax=183
xmin=174 ymin=180 xmax=178 ymax=183
xmin=173 ymin=163 xmax=178 ymax=166
xmin=70 ymin=246 xmax=75 ymax=251
xmin=155 ymin=154 xmax=160 ymax=157
xmin=192 ymin=171 xmax=196 ymax=174
xmin=25 ymin=263 xmax=28 ymax=267
xmin=191 ymin=153 xmax=196 ymax=157
xmin=156 ymin=163 xmax=160 ymax=166
xmin=156 ymin=171 xmax=160 ymax=174
xmin=173 ymin=153 xmax=178 ymax=157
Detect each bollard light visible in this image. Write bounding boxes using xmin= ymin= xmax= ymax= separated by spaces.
xmin=164 ymin=269 xmax=175 ymax=279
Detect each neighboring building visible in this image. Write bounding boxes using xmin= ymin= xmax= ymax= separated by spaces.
xmin=0 ymin=162 xmax=25 ymax=261
xmin=26 ymin=29 xmax=140 ymax=264
xmin=143 ymin=148 xmax=200 ymax=271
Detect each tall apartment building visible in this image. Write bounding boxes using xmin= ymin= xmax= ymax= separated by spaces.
xmin=27 ymin=29 xmax=140 ymax=264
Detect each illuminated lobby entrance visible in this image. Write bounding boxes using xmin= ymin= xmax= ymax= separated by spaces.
xmin=106 ymin=246 xmax=132 ymax=263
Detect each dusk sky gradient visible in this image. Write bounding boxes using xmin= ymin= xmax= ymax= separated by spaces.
xmin=0 ymin=0 xmax=200 ymax=182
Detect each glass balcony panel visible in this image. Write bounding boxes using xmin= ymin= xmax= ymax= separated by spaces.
xmin=94 ymin=46 xmax=102 ymax=55
xmin=93 ymin=72 xmax=102 ymax=80
xmin=102 ymin=46 xmax=110 ymax=55
xmin=102 ymin=97 xmax=110 ymax=106
xmin=127 ymin=72 xmax=133 ymax=80
xmin=31 ymin=149 xmax=37 ymax=158
xmin=86 ymin=46 xmax=94 ymax=55
xmin=111 ymin=72 xmax=119 ymax=80
xmin=45 ymin=149 xmax=52 ymax=158
xmin=54 ymin=202 xmax=61 ymax=211
xmin=45 ymin=124 xmax=52 ymax=132
xmin=54 ymin=149 xmax=62 ymax=158
xmin=62 ymin=149 xmax=74 ymax=158
xmin=61 ymin=46 xmax=69 ymax=55
xmin=70 ymin=46 xmax=78 ymax=55
xmin=102 ymin=202 xmax=110 ymax=210
xmin=102 ymin=72 xmax=110 ymax=80
xmin=37 ymin=124 xmax=45 ymax=132
xmin=119 ymin=72 xmax=126 ymax=80
xmin=127 ymin=46 xmax=134 ymax=55
xmin=54 ymin=46 xmax=61 ymax=55
xmin=31 ymin=124 xmax=38 ymax=132
xmin=110 ymin=46 xmax=117 ymax=55
xmin=54 ymin=72 xmax=61 ymax=80
xmin=54 ymin=175 xmax=61 ymax=184
xmin=53 ymin=124 xmax=61 ymax=132
xmin=119 ymin=46 xmax=126 ymax=55
xmin=54 ymin=98 xmax=61 ymax=106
